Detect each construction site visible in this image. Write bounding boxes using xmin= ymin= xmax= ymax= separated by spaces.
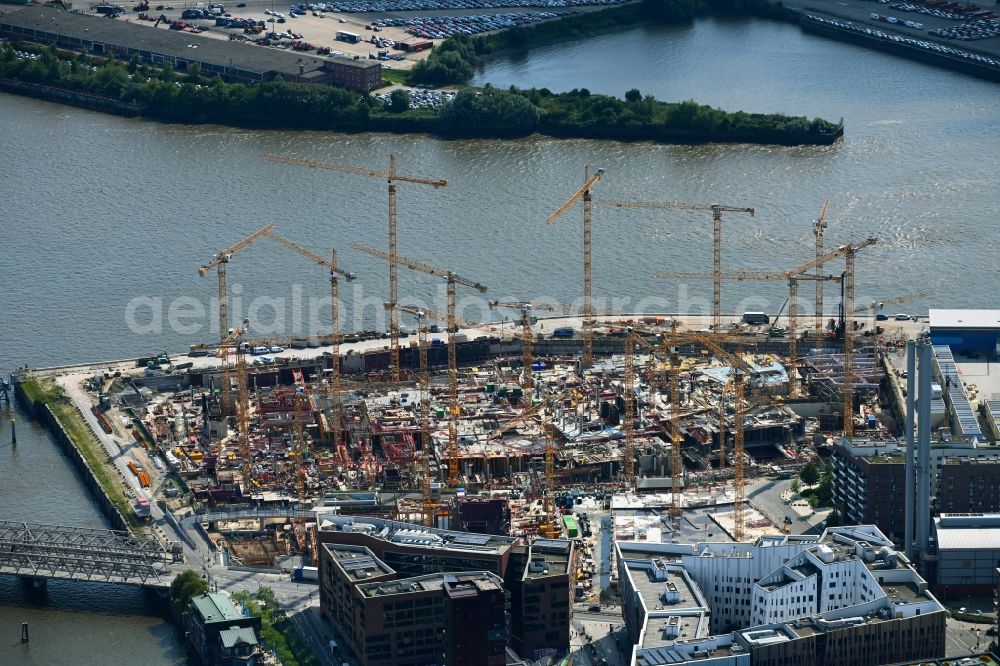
xmin=43 ymin=155 xmax=922 ymax=575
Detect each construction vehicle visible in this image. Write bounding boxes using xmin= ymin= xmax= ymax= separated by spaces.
xmin=545 ymin=166 xmax=606 ymax=369
xmin=262 ymin=153 xmax=446 ymax=382
xmin=769 ymin=298 xmax=790 ymax=337
xmin=596 ymin=198 xmax=755 ymax=330
xmin=354 ymin=244 xmax=487 ymax=486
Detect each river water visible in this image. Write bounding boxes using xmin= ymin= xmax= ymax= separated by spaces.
xmin=0 ymin=15 xmax=998 ymax=664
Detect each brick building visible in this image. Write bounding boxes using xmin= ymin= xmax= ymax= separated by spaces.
xmin=319 ymin=542 xmax=506 ymax=666
xmin=317 ymin=516 xmax=573 ymax=661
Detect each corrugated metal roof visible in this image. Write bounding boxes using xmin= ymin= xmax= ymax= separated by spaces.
xmin=930 ymin=309 xmax=1000 ymax=330
xmin=936 ymin=527 xmax=1000 ymax=551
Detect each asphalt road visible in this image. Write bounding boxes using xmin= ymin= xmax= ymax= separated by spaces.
xmin=946 ymin=617 xmax=988 ymax=657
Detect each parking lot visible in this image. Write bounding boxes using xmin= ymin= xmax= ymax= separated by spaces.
xmin=373 ymin=10 xmax=574 ymax=38
xmin=786 ymin=0 xmax=1000 ymax=61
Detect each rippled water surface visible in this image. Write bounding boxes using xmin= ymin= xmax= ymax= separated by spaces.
xmin=1 ymin=15 xmax=999 ymax=664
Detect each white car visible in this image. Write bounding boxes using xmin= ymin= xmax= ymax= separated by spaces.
xmin=894 ymin=313 xmax=911 ymax=321
xmin=270 ymin=345 xmax=285 ymax=353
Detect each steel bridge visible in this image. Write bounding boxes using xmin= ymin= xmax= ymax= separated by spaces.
xmin=0 ymin=521 xmax=171 ymax=586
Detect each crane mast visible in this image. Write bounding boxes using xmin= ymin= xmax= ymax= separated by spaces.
xmin=354 ymin=244 xmax=486 ymax=486
xmin=199 ymin=223 xmax=275 ymax=415
xmin=263 ymin=231 xmax=357 ymax=474
xmin=597 ymin=199 xmax=754 ymax=330
xmin=546 ymin=167 xmax=605 ymax=368
xmin=814 ymin=201 xmax=829 ymax=336
xmin=262 ymin=153 xmax=446 ymax=381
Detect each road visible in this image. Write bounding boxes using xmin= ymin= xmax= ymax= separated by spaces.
xmin=946 ymin=617 xmax=988 ymax=657
xmin=747 ymin=478 xmax=828 ymax=536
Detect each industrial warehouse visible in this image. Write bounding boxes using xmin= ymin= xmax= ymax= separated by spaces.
xmin=10 ymin=152 xmax=1000 ymax=666
xmin=0 ymin=5 xmax=382 ymax=90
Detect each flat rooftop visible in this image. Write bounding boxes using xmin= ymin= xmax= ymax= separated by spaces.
xmin=0 ymin=6 xmax=375 ymax=76
xmin=930 ymin=309 xmax=1000 ymax=330
xmin=323 ymin=543 xmax=394 ymax=581
xmin=319 ymin=515 xmax=517 ymax=555
xmin=525 ymin=538 xmax=573 ymax=579
xmin=358 ymin=571 xmax=502 ymax=598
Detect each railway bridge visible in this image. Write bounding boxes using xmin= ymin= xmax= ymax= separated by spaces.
xmin=0 ymin=520 xmax=173 ymax=587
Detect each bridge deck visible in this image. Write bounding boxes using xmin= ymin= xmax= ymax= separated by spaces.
xmin=0 ymin=520 xmax=171 ymax=585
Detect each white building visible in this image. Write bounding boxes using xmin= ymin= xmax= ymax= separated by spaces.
xmin=617 ymin=525 xmax=947 ymax=666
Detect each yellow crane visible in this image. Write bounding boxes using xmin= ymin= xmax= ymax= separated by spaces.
xmin=349 ymin=234 xmax=485 ymax=485
xmin=395 ymin=304 xmax=457 ymax=525
xmin=262 ymin=153 xmax=447 ymax=381
xmin=199 ymin=223 xmax=276 ymax=342
xmin=198 ymin=223 xmax=275 ymax=414
xmin=263 ymin=230 xmax=358 ymax=469
xmin=546 ymin=166 xmax=606 ymax=369
xmin=624 ymin=322 xmax=755 ymax=538
xmin=813 ymin=201 xmax=830 ymax=336
xmin=652 ymin=270 xmax=842 ymax=397
xmin=655 ymin=237 xmax=877 ymax=435
xmin=596 ymin=198 xmax=755 ymax=330
xmin=213 ymin=319 xmax=254 ymax=491
xmin=487 ymin=299 xmax=579 ymax=388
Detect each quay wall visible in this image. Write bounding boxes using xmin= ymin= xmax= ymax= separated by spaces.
xmin=13 ymin=380 xmax=132 ymax=532
xmin=0 ymin=77 xmax=145 ymax=116
xmin=796 ymin=12 xmax=1000 ymax=82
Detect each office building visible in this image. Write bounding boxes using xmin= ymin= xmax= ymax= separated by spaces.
xmin=317 ymin=517 xmax=574 ymax=661
xmin=318 ymin=542 xmax=506 ymax=666
xmin=617 ymin=525 xmax=947 ymax=666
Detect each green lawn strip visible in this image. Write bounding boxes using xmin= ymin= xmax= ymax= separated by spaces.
xmin=24 ymin=377 xmax=140 ymax=529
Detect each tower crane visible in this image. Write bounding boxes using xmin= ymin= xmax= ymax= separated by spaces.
xmin=596 ymin=198 xmax=755 ymax=330
xmin=656 ymin=237 xmax=876 ymax=431
xmin=546 ymin=166 xmax=606 ymax=369
xmin=363 ymin=244 xmax=485 ymax=486
xmin=397 ymin=308 xmax=437 ymax=526
xmin=213 ymin=320 xmax=252 ymax=489
xmin=198 ymin=223 xmax=275 ymax=414
xmin=653 ymin=270 xmax=841 ymax=397
xmin=487 ymin=299 xmax=578 ymax=388
xmin=814 ymin=201 xmax=830 ymax=336
xmin=624 ymin=322 xmax=755 ymax=538
xmin=262 ymin=153 xmax=447 ymax=382
xmin=263 ymin=231 xmax=358 ymax=465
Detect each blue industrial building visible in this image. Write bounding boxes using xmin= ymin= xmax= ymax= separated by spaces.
xmin=929 ymin=309 xmax=1000 ymax=355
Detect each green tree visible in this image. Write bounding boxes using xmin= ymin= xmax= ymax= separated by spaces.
xmin=625 ymin=88 xmax=642 ymax=104
xmin=169 ymin=570 xmax=208 ymax=611
xmin=159 ymin=62 xmax=174 ymax=82
xmin=800 ymin=461 xmax=820 ymax=485
xmin=184 ymin=62 xmax=202 ymax=84
xmin=389 ymin=88 xmax=410 ymax=113
xmin=128 ymin=53 xmax=140 ymax=75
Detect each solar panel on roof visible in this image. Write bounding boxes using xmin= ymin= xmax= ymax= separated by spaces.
xmin=341 ymin=556 xmax=377 ymax=571
xmin=451 ymin=534 xmax=491 ymax=545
